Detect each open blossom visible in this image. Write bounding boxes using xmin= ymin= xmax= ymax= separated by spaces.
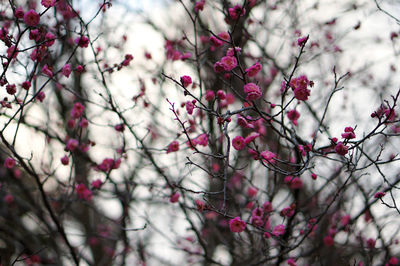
xmin=287 ymin=109 xmax=300 ymax=126
xmin=4 ymin=157 xmax=16 ymax=169
xmin=232 ymin=136 xmax=245 ymax=150
xmin=260 ymin=150 xmax=277 ymax=164
xmin=290 ymin=75 xmax=311 ymax=101
xmin=229 ymin=217 xmax=246 ymax=233
xmin=167 ymin=140 xmax=179 ymax=153
xmin=194 ymin=0 xmax=205 ymax=12
xmin=66 ymin=138 xmax=79 ymax=152
xmin=41 ymin=0 xmax=55 ymax=7
xmin=220 ymin=56 xmax=237 ymax=71
xmin=71 ymin=102 xmax=85 ymax=118
xmin=185 ymin=100 xmax=195 ymax=115
xmin=91 ymin=179 xmax=103 ymax=189
xmin=341 ymin=126 xmax=356 ymax=139
xmin=76 ymin=184 xmax=92 ymax=201
xmin=272 ymin=224 xmax=285 ymax=236
xmin=244 ymin=132 xmax=260 ymax=144
xmin=169 ymin=192 xmax=180 ymax=203
xmin=335 ymin=142 xmax=348 ymax=156
xmin=75 ymin=36 xmax=89 ymax=48
xmin=193 ymin=133 xmax=208 ymax=147
xmin=62 ymin=64 xmax=72 ymax=78
xmin=24 ymin=10 xmax=40 ymax=27
xmin=180 ymin=75 xmax=192 ymax=88
xmin=244 ymin=83 xmax=262 ymax=101
xmin=42 ymin=64 xmax=53 ymax=77
xmin=205 ymin=90 xmax=215 ymax=101
xmin=245 ymin=62 xmax=262 ymax=77
xmin=228 ymin=4 xmax=246 ymax=20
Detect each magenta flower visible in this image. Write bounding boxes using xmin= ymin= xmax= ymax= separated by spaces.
xmin=245 ymin=62 xmax=262 ymax=77
xmin=243 ymin=83 xmax=262 ymax=101
xmin=290 ymin=75 xmax=311 ymax=101
xmin=24 ymin=10 xmax=40 ymax=27
xmin=4 ymin=157 xmax=16 ymax=169
xmin=220 ymin=56 xmax=237 ymax=71
xmin=335 ymin=142 xmax=348 ymax=156
xmin=180 ymin=75 xmax=192 ymax=88
xmin=272 ymin=224 xmax=285 ymax=236
xmin=232 ymin=136 xmax=245 ymax=150
xmin=167 ymin=140 xmax=179 ymax=153
xmin=229 ymin=217 xmax=246 ymax=233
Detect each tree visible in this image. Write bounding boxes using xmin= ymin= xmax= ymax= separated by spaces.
xmin=0 ymin=0 xmax=399 ymax=265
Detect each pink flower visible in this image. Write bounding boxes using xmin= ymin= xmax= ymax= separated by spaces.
xmin=229 ymin=217 xmax=246 ymax=233
xmin=36 ymin=91 xmax=46 ymax=102
xmin=41 ymin=0 xmax=55 ymax=7
xmin=389 ymin=257 xmax=398 ymax=265
xmin=323 ymin=235 xmax=334 ymax=246
xmin=4 ymin=194 xmax=14 ymax=204
xmin=45 ymin=32 xmax=56 ymax=47
xmin=71 ymin=102 xmax=85 ymax=118
xmin=247 ymin=186 xmax=258 ymax=197
xmin=185 ymin=101 xmax=195 ymax=115
xmin=272 ymin=224 xmax=285 ymax=236
xmin=22 ymin=81 xmax=31 ymax=90
xmin=287 ymin=258 xmax=297 ymax=266
xmin=91 ymin=179 xmax=103 ymax=189
xmin=287 ymin=109 xmax=300 ymax=126
xmin=214 ymin=61 xmax=225 ymax=73
xmin=209 ymin=36 xmax=223 ymax=47
xmin=167 ymin=141 xmax=179 ymax=153
xmin=232 ymin=136 xmax=245 ymax=150
xmin=243 ymin=83 xmax=262 ymax=101
xmin=169 ymin=192 xmax=180 ymax=203
xmin=6 ymin=84 xmax=16 ymax=95
xmin=15 ymin=7 xmax=24 ymax=18
xmin=217 ymin=90 xmax=226 ymax=100
xmin=195 ymin=199 xmax=205 ymax=211
xmin=4 ymin=157 xmax=16 ymax=169
xmin=228 ymin=5 xmax=246 ymax=20
xmin=194 ymin=0 xmax=205 ymax=12
xmin=226 ymin=47 xmax=241 ymax=56
xmin=193 ymin=134 xmax=208 ymax=147
xmin=245 ymin=132 xmax=260 ymax=144
xmin=245 ymin=62 xmax=262 ymax=77
xmin=76 ymin=65 xmax=84 ymax=73
xmin=341 ymin=126 xmax=356 ymax=139
xmin=367 ymin=238 xmax=376 ymax=248
xmin=60 ymin=155 xmax=69 ymax=165
xmin=341 ymin=214 xmax=351 ymax=226
xmin=24 ymin=10 xmax=40 ymax=27
xmin=75 ymin=36 xmax=89 ymax=48
xmin=220 ymin=56 xmax=237 ymax=71
xmin=97 ymin=158 xmax=121 ymax=172
xmin=251 ymin=216 xmax=264 ymax=227
xmin=114 ymin=123 xmax=125 ymax=132
xmin=76 ymin=183 xmax=92 ymax=201
xmin=62 ymin=64 xmax=72 ymax=78
xmin=205 ymin=90 xmax=215 ymax=101
xmin=290 ymin=75 xmax=311 ymax=101
xmin=180 ymin=75 xmax=192 ymax=88
xmin=335 ymin=142 xmax=348 ymax=156
xmin=260 ymin=150 xmax=277 ymax=164
xmin=262 ymin=201 xmax=273 ymax=213
xmin=374 ymin=192 xmax=386 ymax=198
xmin=281 ymin=206 xmax=295 ymax=217
xmin=297 ymin=36 xmax=309 ymax=46
xmin=66 ymin=138 xmax=79 ymax=152
xmin=42 ymin=64 xmax=53 ymax=77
